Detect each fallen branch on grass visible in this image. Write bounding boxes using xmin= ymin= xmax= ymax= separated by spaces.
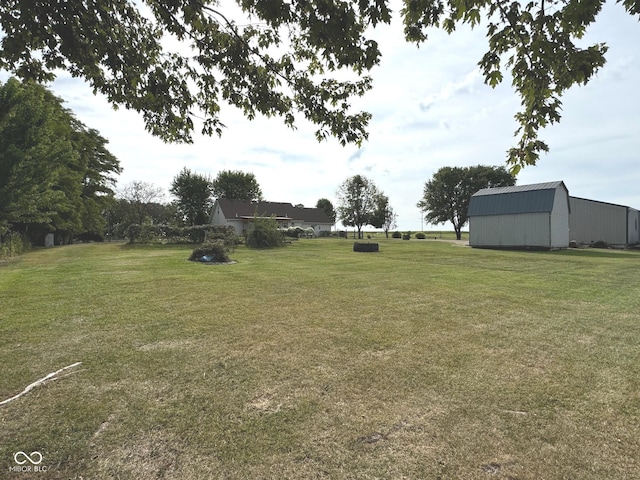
xmin=0 ymin=362 xmax=82 ymax=406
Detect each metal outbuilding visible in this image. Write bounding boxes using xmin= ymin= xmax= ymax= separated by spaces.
xmin=569 ymin=197 xmax=640 ymax=247
xmin=468 ymin=181 xmax=571 ymax=249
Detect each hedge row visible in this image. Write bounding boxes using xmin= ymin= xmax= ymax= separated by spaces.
xmin=127 ymin=224 xmax=239 ymax=247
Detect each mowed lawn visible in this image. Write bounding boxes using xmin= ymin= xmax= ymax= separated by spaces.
xmin=1 ymin=239 xmax=639 ymax=479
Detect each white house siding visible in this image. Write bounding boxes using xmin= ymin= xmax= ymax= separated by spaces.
xmin=569 ymin=197 xmax=628 ymax=246
xmin=209 ymin=201 xmax=244 ymax=234
xmin=298 ymin=221 xmax=331 ymax=236
xmin=210 ymin=202 xmax=226 ymax=226
xmin=470 ymin=213 xmax=551 ymax=248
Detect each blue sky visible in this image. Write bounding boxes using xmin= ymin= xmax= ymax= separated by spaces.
xmin=5 ymin=2 xmax=639 ymax=231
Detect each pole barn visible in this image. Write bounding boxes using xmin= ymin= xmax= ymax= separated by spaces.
xmin=569 ymin=197 xmax=640 ymax=247
xmin=468 ymin=181 xmax=570 ymax=249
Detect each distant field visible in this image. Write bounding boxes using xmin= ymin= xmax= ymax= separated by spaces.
xmin=1 ymin=239 xmax=639 ymax=479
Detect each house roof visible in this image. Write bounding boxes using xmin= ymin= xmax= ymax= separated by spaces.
xmin=215 ymin=199 xmax=333 ymax=224
xmin=468 ymin=181 xmax=568 ymax=216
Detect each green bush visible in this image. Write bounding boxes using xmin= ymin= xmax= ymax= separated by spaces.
xmin=285 ymin=226 xmax=305 ymax=238
xmin=415 ymin=232 xmax=426 ymax=239
xmin=392 ymin=231 xmax=402 ymax=239
xmin=205 ymin=225 xmax=239 ymax=250
xmin=402 ymin=232 xmax=411 ymax=240
xmin=189 ymin=240 xmax=231 ymax=263
xmin=245 ymin=216 xmax=284 ymax=248
xmin=0 ymin=231 xmax=26 ymax=259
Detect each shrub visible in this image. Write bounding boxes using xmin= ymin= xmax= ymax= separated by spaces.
xmin=245 ymin=216 xmax=284 ymax=248
xmin=189 ymin=240 xmax=231 ymax=263
xmin=392 ymin=231 xmax=402 ymax=239
xmin=285 ymin=226 xmax=305 ymax=238
xmin=591 ymin=240 xmax=608 ymax=249
xmin=76 ymin=231 xmax=104 ymax=242
xmin=0 ymin=231 xmax=25 ymax=259
xmin=204 ymin=225 xmax=239 ymax=250
xmin=415 ymin=232 xmax=426 ymax=239
xmin=402 ymin=232 xmax=411 ymax=240
xmin=353 ymin=242 xmax=379 ymax=252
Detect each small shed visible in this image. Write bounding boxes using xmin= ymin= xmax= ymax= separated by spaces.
xmin=569 ymin=197 xmax=640 ymax=246
xmin=468 ymin=181 xmax=570 ymax=249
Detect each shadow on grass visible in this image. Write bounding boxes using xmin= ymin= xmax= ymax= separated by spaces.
xmin=554 ymin=248 xmax=640 ymax=259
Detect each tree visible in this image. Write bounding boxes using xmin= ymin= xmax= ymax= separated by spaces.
xmin=170 ymin=167 xmax=214 ymax=226
xmin=336 ymin=175 xmax=382 ymax=239
xmin=370 ymin=194 xmax=396 ymax=238
xmin=316 ymin=198 xmax=337 ymax=225
xmin=418 ymin=165 xmax=515 ymax=240
xmin=0 ymin=78 xmax=121 ymax=244
xmin=0 ymin=1 xmax=376 ymax=147
xmin=72 ymin=121 xmax=122 ymax=240
xmin=212 ymin=170 xmax=263 ymax=201
xmin=117 ymin=181 xmax=166 ymax=226
xmin=1 ymin=2 xmax=629 ymax=171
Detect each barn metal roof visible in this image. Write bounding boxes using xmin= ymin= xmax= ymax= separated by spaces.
xmin=468 ymin=181 xmax=567 ymax=216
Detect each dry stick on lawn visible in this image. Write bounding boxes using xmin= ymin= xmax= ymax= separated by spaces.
xmin=0 ymin=362 xmax=82 ymax=406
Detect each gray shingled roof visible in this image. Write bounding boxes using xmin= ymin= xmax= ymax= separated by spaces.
xmin=468 ymin=181 xmax=567 ymax=216
xmin=216 ymin=198 xmax=332 ymax=223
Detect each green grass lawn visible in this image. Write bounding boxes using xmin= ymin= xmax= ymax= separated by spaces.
xmin=1 ymin=239 xmax=639 ymax=479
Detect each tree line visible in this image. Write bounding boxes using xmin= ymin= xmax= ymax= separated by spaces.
xmin=0 ymin=78 xmax=121 ymax=249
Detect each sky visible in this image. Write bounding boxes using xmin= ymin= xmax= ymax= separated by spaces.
xmin=5 ymin=2 xmax=640 ymax=231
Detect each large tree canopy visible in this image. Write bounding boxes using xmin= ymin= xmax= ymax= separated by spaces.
xmin=0 ymin=77 xmax=121 ymax=244
xmin=316 ymin=198 xmax=337 ymax=225
xmin=170 ymin=167 xmax=214 ymax=226
xmin=212 ymin=170 xmax=263 ymax=201
xmin=418 ymin=165 xmax=515 ymax=239
xmin=1 ymin=1 xmax=636 ymax=171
